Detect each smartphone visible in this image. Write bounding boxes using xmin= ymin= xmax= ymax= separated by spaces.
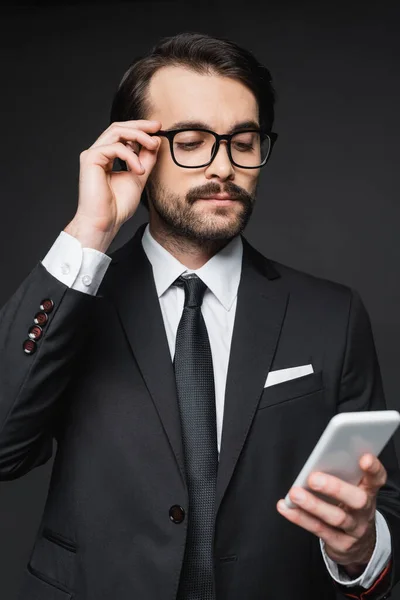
xmin=284 ymin=410 xmax=400 ymax=508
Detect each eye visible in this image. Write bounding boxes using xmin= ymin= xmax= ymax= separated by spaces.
xmin=175 ymin=141 xmax=203 ymax=151
xmin=233 ymin=141 xmax=254 ymax=152
xmin=174 ymin=130 xmax=209 ymax=151
xmin=232 ymin=132 xmax=259 ymax=152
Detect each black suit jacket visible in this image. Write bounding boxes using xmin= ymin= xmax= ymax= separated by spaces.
xmin=0 ymin=223 xmax=399 ymax=600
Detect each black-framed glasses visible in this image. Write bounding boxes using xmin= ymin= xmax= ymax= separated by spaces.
xmin=150 ymin=128 xmax=278 ymax=169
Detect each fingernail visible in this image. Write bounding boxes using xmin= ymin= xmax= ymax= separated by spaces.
xmin=291 ymin=489 xmax=305 ymax=502
xmin=363 ymin=455 xmax=373 ymax=468
xmin=311 ymin=474 xmax=326 ymax=489
xmin=278 ymin=500 xmax=288 ymax=511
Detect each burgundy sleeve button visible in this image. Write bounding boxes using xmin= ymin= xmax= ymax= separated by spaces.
xmin=28 ymin=325 xmax=43 ymax=341
xmin=23 ymin=339 xmax=37 ymax=355
xmin=34 ymin=312 xmax=48 ymax=326
xmin=40 ymin=299 xmax=54 ymax=313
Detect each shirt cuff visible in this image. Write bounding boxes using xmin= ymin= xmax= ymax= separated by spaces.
xmin=41 ymin=231 xmax=112 ymax=295
xmin=320 ymin=510 xmax=392 ymax=589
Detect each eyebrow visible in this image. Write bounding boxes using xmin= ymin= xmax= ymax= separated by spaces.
xmin=166 ymin=119 xmax=261 ymax=133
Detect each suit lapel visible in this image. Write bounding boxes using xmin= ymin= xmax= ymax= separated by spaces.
xmin=102 ymin=224 xmax=186 ymax=486
xmin=216 ymin=238 xmax=289 ymax=513
xmin=101 ymin=226 xmax=289 ymax=505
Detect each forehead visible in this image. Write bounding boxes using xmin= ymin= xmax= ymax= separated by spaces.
xmin=146 ymin=65 xmax=259 ymax=131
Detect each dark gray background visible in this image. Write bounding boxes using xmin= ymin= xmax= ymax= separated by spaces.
xmin=1 ymin=1 xmax=399 ymax=598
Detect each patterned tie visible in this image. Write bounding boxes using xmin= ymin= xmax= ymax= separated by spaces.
xmin=173 ymin=274 xmax=218 ymax=600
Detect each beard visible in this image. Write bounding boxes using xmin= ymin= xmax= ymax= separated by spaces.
xmin=145 ymin=177 xmax=257 ymax=243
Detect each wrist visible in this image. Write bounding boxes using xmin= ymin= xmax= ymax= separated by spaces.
xmin=339 ymin=543 xmax=375 ymax=578
xmin=341 ymin=562 xmax=368 ymax=578
xmin=64 ymin=216 xmax=118 ymax=253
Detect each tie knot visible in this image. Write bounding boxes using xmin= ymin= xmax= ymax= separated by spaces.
xmin=174 ymin=274 xmax=207 ymax=308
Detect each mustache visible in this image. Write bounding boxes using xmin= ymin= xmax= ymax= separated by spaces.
xmin=186 ymin=182 xmax=254 ymax=205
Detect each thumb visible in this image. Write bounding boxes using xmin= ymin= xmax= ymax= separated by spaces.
xmin=137 ymin=137 xmax=161 ymax=178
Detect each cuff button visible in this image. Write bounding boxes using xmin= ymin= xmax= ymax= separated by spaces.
xmin=28 ymin=325 xmax=43 ymax=341
xmin=34 ymin=312 xmax=48 ymax=326
xmin=23 ymin=339 xmax=37 ymax=355
xmin=82 ymin=275 xmax=92 ymax=287
xmin=40 ymin=299 xmax=54 ymax=313
xmin=61 ymin=263 xmax=70 ymax=275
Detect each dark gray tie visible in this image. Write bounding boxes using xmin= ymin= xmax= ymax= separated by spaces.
xmin=174 ymin=274 xmax=218 ymax=600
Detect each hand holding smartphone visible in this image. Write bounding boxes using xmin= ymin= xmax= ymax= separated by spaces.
xmin=284 ymin=410 xmax=400 ymax=509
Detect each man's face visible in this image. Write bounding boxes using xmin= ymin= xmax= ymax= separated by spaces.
xmin=145 ymin=66 xmax=261 ymax=242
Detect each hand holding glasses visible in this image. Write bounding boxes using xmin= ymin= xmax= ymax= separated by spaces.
xmin=68 ymin=119 xmax=278 ymax=254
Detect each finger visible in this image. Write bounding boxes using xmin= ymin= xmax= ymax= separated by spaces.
xmin=84 ymin=142 xmax=146 ymax=175
xmin=136 ymin=136 xmax=161 ymax=174
xmin=113 ymin=119 xmax=162 ymax=129
xmin=125 ymin=140 xmax=141 ymax=155
xmin=276 ymin=500 xmax=354 ymax=549
xmin=114 ymin=125 xmax=161 ymax=152
xmin=126 ymin=136 xmax=161 ymax=160
xmin=92 ymin=127 xmax=161 ymax=153
xmin=307 ymin=472 xmax=369 ymax=511
xmin=359 ymin=454 xmax=387 ymax=492
xmin=109 ymin=119 xmax=162 ymax=135
xmin=287 ymin=487 xmax=358 ymax=534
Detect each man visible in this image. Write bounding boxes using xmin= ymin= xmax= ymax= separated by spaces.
xmin=0 ymin=32 xmax=399 ymax=600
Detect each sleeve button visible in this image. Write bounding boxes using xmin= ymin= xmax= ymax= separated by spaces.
xmin=34 ymin=312 xmax=48 ymax=326
xmin=23 ymin=339 xmax=37 ymax=355
xmin=28 ymin=325 xmax=43 ymax=341
xmin=40 ymin=299 xmax=54 ymax=313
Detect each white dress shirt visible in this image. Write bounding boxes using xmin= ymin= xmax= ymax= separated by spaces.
xmin=41 ymin=225 xmax=392 ymax=589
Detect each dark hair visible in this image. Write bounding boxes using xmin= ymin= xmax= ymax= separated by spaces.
xmin=109 ymin=32 xmax=276 ymax=208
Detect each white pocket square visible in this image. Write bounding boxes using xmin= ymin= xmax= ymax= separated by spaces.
xmin=264 ymin=364 xmax=314 ymax=388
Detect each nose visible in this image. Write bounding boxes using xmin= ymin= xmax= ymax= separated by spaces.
xmin=204 ymin=140 xmax=235 ymax=181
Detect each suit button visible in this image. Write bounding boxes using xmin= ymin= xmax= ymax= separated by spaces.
xmin=23 ymin=339 xmax=37 ymax=355
xmin=169 ymin=505 xmax=185 ymax=524
xmin=34 ymin=312 xmax=48 ymax=326
xmin=40 ymin=299 xmax=54 ymax=313
xmin=28 ymin=325 xmax=43 ymax=341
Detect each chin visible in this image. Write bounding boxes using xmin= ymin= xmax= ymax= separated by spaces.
xmin=194 ymin=202 xmax=241 ymax=217
xmin=194 ymin=216 xmax=245 ymax=241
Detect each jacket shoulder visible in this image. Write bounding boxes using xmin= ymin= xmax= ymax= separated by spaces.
xmin=271 ymin=257 xmax=351 ymax=296
xmin=246 ymin=238 xmax=355 ymax=307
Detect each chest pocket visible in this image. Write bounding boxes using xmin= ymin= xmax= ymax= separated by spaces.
xmin=257 ymin=370 xmax=324 ymax=410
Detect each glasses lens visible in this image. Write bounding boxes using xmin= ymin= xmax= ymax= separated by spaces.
xmin=171 ymin=130 xmax=272 ymax=167
xmin=230 ymin=132 xmax=271 ymax=167
xmin=173 ymin=130 xmax=216 ymax=167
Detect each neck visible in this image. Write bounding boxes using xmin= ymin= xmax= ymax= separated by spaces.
xmin=148 ymin=215 xmax=230 ymax=270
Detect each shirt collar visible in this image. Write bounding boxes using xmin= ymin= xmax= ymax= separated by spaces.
xmin=141 ymin=223 xmax=243 ymax=311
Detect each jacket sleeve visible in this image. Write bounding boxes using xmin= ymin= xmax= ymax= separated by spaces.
xmin=334 ymin=289 xmax=400 ymax=600
xmin=0 ymin=261 xmax=100 ymax=480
